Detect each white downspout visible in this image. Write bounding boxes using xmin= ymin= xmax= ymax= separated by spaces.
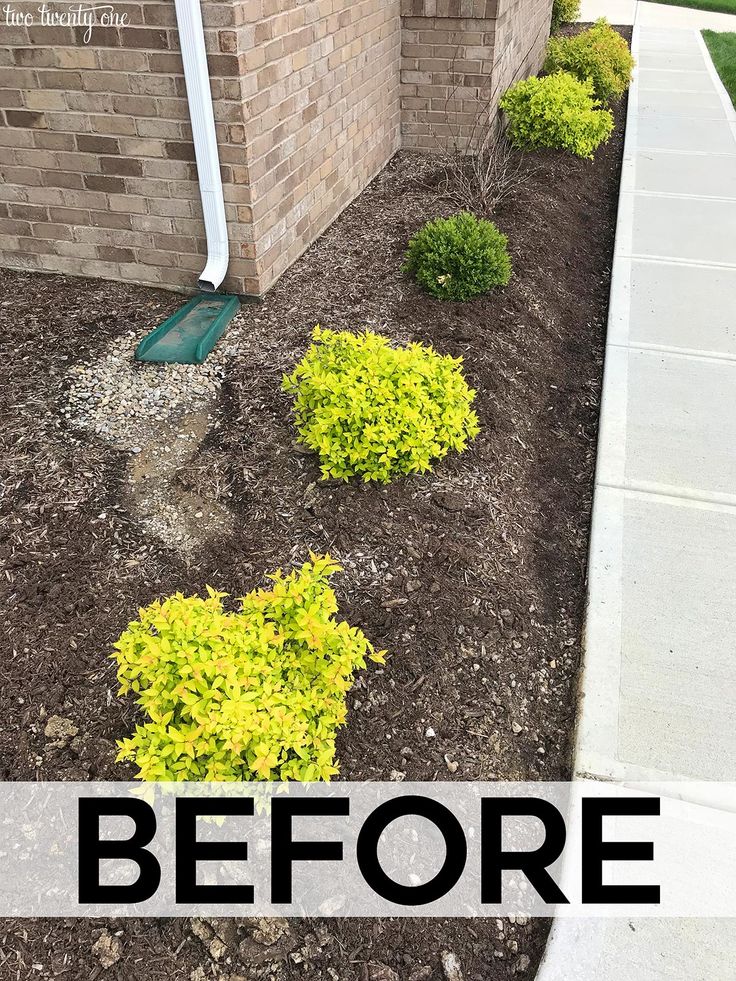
xmin=174 ymin=0 xmax=229 ymax=292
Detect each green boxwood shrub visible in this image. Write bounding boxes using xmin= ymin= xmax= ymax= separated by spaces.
xmin=551 ymin=0 xmax=581 ymax=34
xmin=544 ymin=19 xmax=635 ymax=102
xmin=499 ymin=72 xmax=614 ymax=159
xmin=282 ymin=326 xmax=479 ymax=483
xmin=114 ymin=555 xmax=385 ymax=782
xmin=403 ymin=212 xmax=512 ymax=301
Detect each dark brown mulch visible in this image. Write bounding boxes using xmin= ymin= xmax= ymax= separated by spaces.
xmin=0 ymin=62 xmax=627 ymax=981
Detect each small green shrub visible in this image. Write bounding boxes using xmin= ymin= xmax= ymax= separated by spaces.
xmin=499 ymin=72 xmax=614 ymax=159
xmin=544 ymin=19 xmax=635 ymax=101
xmin=403 ymin=212 xmax=512 ymax=301
xmin=114 ymin=555 xmax=385 ymax=782
xmin=551 ymin=0 xmax=581 ymax=33
xmin=282 ymin=326 xmax=479 ymax=483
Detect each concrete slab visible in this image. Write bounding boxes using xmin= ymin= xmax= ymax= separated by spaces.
xmin=634 ymin=148 xmax=736 ymax=196
xmin=637 ymin=50 xmax=708 ymax=72
xmin=623 ymin=348 xmax=736 ymax=498
xmin=618 ymin=494 xmax=736 ymax=780
xmin=574 ymin=485 xmax=736 ymax=789
xmin=639 ymin=24 xmax=702 ymax=39
xmin=539 ymin=918 xmax=736 ymax=981
xmin=637 ymin=68 xmax=716 ymax=92
xmin=636 ymin=114 xmax=736 ymax=153
xmin=626 ymin=259 xmax=736 ymax=354
xmin=638 ymin=27 xmax=702 ymax=47
xmin=631 ymin=195 xmax=736 ymax=264
xmin=637 ymin=90 xmax=726 ymax=118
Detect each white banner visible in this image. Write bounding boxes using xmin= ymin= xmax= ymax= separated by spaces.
xmin=1 ymin=780 xmax=735 ymax=917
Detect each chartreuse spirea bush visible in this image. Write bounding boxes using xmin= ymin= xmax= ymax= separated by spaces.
xmin=499 ymin=72 xmax=614 ymax=159
xmin=114 ymin=555 xmax=385 ymax=782
xmin=544 ymin=19 xmax=635 ymax=102
xmin=282 ymin=326 xmax=479 ymax=483
xmin=551 ymin=0 xmax=581 ymax=34
xmin=403 ymin=212 xmax=512 ymax=301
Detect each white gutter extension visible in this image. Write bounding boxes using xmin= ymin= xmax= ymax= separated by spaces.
xmin=173 ymin=0 xmax=229 ymax=292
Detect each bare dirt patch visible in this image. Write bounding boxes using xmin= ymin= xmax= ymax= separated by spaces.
xmin=127 ymin=407 xmax=234 ymax=556
xmin=0 ymin=69 xmax=626 ymax=981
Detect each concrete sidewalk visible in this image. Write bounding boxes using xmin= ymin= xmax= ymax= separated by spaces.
xmin=538 ymin=15 xmax=736 ymax=981
xmin=581 ymin=0 xmax=736 ymax=29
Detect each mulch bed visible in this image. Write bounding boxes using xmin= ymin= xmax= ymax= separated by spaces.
xmin=0 ymin=56 xmax=626 ymax=981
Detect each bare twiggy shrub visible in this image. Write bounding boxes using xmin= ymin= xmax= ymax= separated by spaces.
xmin=431 ymin=57 xmax=534 ymax=217
xmin=439 ymin=130 xmax=530 ymax=217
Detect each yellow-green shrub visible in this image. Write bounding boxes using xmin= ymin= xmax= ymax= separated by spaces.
xmin=282 ymin=326 xmax=479 ymax=483
xmin=551 ymin=0 xmax=581 ymax=33
xmin=114 ymin=555 xmax=385 ymax=782
xmin=544 ymin=19 xmax=634 ymax=102
xmin=499 ymin=72 xmax=614 ymax=159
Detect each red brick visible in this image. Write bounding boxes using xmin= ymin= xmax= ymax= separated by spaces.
xmin=97 ymin=245 xmax=136 ymax=262
xmin=9 ymin=204 xmax=48 ymax=221
xmin=219 ymin=31 xmax=238 ymax=53
xmin=100 ymin=156 xmax=143 ymax=177
xmin=0 ymin=90 xmax=23 ymax=109
xmin=164 ymin=141 xmax=196 ymax=161
xmin=120 ymin=28 xmax=169 ymax=49
xmin=73 ymin=26 xmax=120 ymax=46
xmin=13 ymin=48 xmax=56 ymax=68
xmin=84 ymin=174 xmax=126 ymax=193
xmin=42 ymin=172 xmax=85 ymax=189
xmin=76 ymin=135 xmax=120 ymax=154
xmin=5 ymin=110 xmax=47 ymax=129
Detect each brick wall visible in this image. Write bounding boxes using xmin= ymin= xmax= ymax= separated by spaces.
xmin=0 ymin=0 xmax=401 ymax=295
xmin=492 ymin=0 xmax=554 ymax=105
xmin=239 ymin=0 xmax=402 ymax=293
xmin=0 ymin=0 xmax=548 ymax=296
xmin=400 ymin=0 xmax=552 ymax=150
xmin=0 ymin=0 xmax=258 ymax=293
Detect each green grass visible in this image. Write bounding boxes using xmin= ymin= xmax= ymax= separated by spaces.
xmin=648 ymin=0 xmax=736 ymax=13
xmin=703 ymin=30 xmax=736 ymax=105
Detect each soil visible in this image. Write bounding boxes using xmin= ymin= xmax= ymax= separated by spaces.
xmin=0 ymin=48 xmax=627 ymax=981
xmin=128 ymin=406 xmax=235 ymax=554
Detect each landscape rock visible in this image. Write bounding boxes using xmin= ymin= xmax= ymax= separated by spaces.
xmin=91 ymin=931 xmax=122 ymax=969
xmin=251 ymin=918 xmax=290 ymax=946
xmin=190 ymin=918 xmax=229 ymax=961
xmin=408 ymin=967 xmax=432 ymax=981
xmin=441 ymin=950 xmax=464 ymax=981
xmin=44 ymin=716 xmax=79 ymax=746
xmin=513 ymin=954 xmax=531 ymax=974
xmin=368 ymin=963 xmax=399 ymax=981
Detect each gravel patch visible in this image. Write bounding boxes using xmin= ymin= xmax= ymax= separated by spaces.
xmin=60 ymin=318 xmax=246 ymax=554
xmin=63 ymin=327 xmax=243 ymax=446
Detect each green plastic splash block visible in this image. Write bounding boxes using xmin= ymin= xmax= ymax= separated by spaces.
xmin=135 ymin=293 xmax=240 ymax=365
